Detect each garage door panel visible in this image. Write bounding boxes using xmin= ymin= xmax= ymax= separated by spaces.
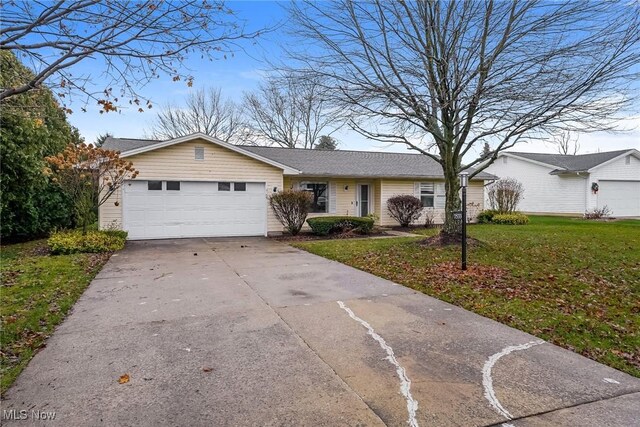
xmin=598 ymin=180 xmax=640 ymax=217
xmin=123 ymin=181 xmax=267 ymax=239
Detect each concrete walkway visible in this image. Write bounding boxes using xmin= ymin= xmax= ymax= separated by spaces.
xmin=3 ymin=237 xmax=639 ymax=426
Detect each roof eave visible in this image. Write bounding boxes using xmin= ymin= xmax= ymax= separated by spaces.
xmin=549 ymin=169 xmax=588 ymax=175
xmin=118 ymin=133 xmax=301 ymax=174
xmin=286 ymin=173 xmax=496 ymax=180
xmin=586 ymin=149 xmax=640 ymax=172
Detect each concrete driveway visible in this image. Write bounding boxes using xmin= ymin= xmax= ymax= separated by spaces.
xmin=3 ymin=237 xmax=639 ymax=426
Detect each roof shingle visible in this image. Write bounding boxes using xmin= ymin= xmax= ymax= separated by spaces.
xmin=102 ymin=136 xmax=496 ymax=180
xmin=507 ymin=150 xmax=632 ymax=172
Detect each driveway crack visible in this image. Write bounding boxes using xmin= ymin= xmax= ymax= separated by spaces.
xmin=217 ymin=256 xmax=388 ymax=426
xmin=482 ymin=390 xmax=640 ymax=427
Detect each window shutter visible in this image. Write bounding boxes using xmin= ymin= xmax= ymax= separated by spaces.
xmin=329 ymin=182 xmax=337 ymax=213
xmin=435 ymin=183 xmax=446 ymax=208
xmin=414 ymin=182 xmax=421 ymax=198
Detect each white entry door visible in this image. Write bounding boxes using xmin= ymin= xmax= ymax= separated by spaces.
xmin=356 ymin=183 xmax=371 ymax=216
xmin=597 ymin=180 xmax=640 ymax=217
xmin=123 ymin=180 xmax=267 ymax=239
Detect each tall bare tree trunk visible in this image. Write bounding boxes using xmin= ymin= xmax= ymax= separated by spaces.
xmin=442 ymin=169 xmax=461 ymax=236
xmin=285 ymin=0 xmax=639 ymax=241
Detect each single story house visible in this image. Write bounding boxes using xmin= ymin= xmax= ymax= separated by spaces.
xmin=101 ymin=133 xmax=496 ymax=239
xmin=483 ymin=149 xmax=640 ymax=217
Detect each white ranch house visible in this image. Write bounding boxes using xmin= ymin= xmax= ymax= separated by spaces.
xmin=484 ymin=150 xmax=640 ymax=217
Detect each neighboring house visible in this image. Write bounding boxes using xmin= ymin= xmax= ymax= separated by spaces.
xmin=101 ymin=133 xmax=496 ymax=239
xmin=484 ymin=150 xmax=640 ymax=217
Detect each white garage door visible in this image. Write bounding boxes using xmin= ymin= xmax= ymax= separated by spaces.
xmin=123 ymin=180 xmax=267 ymax=239
xmin=597 ymin=180 xmax=640 ymax=217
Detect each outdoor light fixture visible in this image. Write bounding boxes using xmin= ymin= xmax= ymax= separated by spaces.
xmin=459 ymin=171 xmax=469 ymax=270
xmin=344 ymin=185 xmax=349 ymax=191
xmin=273 ymin=187 xmax=278 ymax=193
xmin=460 ymin=171 xmax=469 ymax=188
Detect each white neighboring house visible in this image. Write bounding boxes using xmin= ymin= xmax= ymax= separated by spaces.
xmin=484 ymin=149 xmax=640 ymax=217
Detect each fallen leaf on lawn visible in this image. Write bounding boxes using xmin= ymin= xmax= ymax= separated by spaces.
xmin=118 ymin=374 xmax=130 ymax=384
xmin=202 ymin=367 xmax=213 ymax=372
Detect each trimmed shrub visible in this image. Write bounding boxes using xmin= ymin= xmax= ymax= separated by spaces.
xmin=102 ymin=229 xmax=129 ymax=240
xmin=477 ymin=209 xmax=498 ymax=224
xmin=386 ymin=195 xmax=423 ymax=227
xmin=307 ymin=216 xmax=375 ymax=236
xmin=269 ymin=190 xmax=313 ymax=235
xmin=491 ymin=213 xmax=529 ymax=225
xmin=48 ymin=229 xmax=127 ymax=254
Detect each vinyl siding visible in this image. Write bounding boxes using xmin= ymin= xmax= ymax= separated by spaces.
xmin=485 ymin=156 xmax=587 ymax=214
xmin=99 ymin=139 xmax=284 ymax=233
xmin=588 ymin=154 xmax=640 ymax=211
xmin=379 ymin=179 xmax=485 ymax=226
xmin=283 ymin=177 xmax=372 ymax=227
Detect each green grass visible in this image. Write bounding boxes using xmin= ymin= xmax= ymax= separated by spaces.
xmin=1 ymin=239 xmax=111 ymax=395
xmin=293 ymin=216 xmax=640 ymax=377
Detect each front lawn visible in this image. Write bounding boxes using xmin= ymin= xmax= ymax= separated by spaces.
xmin=0 ymin=239 xmax=111 ymax=395
xmin=293 ymin=216 xmax=640 ymax=377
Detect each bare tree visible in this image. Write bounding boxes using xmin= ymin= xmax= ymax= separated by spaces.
xmin=148 ymin=88 xmax=248 ymax=143
xmin=287 ymin=1 xmax=640 ymax=236
xmin=243 ymin=73 xmax=341 ymax=149
xmin=552 ymin=131 xmax=580 ymax=155
xmin=0 ymin=1 xmax=262 ymax=111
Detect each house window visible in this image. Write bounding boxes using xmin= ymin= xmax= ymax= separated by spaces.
xmin=420 ymin=183 xmax=435 ymax=207
xmin=148 ymin=181 xmax=162 ymax=191
xmin=167 ymin=181 xmax=180 ymax=191
xmin=218 ymin=182 xmax=231 ymax=191
xmin=195 ymin=147 xmax=204 ymax=160
xmin=234 ymin=182 xmax=246 ymax=191
xmin=301 ymin=182 xmax=328 ymax=213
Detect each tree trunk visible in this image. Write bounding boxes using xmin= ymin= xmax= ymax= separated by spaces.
xmin=441 ymin=168 xmax=461 ymax=237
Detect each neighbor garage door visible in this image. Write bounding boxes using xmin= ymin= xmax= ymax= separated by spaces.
xmin=123 ymin=180 xmax=267 ymax=239
xmin=597 ymin=180 xmax=640 ymax=217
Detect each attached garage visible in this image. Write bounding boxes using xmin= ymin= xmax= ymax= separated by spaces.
xmin=123 ymin=180 xmax=267 ymax=240
xmin=98 ymin=134 xmax=300 ymax=240
xmin=597 ymin=180 xmax=640 ymax=217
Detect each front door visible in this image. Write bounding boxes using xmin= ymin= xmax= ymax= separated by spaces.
xmin=357 ymin=184 xmax=370 ymax=217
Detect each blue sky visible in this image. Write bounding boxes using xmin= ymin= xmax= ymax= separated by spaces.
xmin=64 ymin=1 xmax=639 ymax=155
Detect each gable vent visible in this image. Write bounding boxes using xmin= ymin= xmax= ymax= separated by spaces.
xmin=195 ymin=147 xmax=204 ymax=160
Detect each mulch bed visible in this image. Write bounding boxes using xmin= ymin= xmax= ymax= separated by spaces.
xmin=420 ymin=233 xmax=484 ymax=247
xmin=273 ymin=230 xmax=392 ymax=242
xmin=391 ymin=225 xmax=441 ymax=232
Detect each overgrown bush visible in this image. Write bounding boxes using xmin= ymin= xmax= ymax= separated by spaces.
xmin=387 ymin=195 xmax=423 ymax=227
xmin=583 ymin=206 xmax=611 ymax=219
xmin=487 ymin=178 xmax=524 ymax=213
xmin=48 ymin=229 xmax=127 ymax=254
xmin=307 ymin=216 xmax=375 ymax=235
xmin=477 ymin=209 xmax=498 ymax=224
xmin=1 ymin=51 xmax=78 ymax=240
xmin=269 ymin=190 xmax=313 ymax=235
xmin=491 ymin=213 xmax=529 ymax=225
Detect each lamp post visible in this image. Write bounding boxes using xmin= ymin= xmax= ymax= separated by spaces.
xmin=459 ymin=171 xmax=469 ymax=270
